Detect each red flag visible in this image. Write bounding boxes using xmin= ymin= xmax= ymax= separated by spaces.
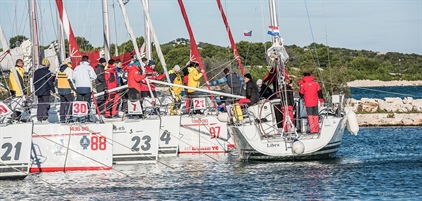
xmin=56 ymin=0 xmax=81 ymax=67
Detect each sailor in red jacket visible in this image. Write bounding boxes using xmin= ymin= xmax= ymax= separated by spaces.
xmin=127 ymin=62 xmax=146 ymax=101
xmin=299 ymin=72 xmax=324 ymax=134
xmin=140 ymin=59 xmax=166 ymax=98
xmin=104 ymin=67 xmax=120 ymax=118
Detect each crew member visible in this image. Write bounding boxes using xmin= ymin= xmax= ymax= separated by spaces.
xmin=34 ymin=58 xmax=55 ymax=122
xmin=140 ymin=59 xmax=166 ymax=98
xmin=169 ymin=65 xmax=183 ymax=115
xmin=95 ymin=58 xmax=107 ymax=113
xmin=299 ymin=72 xmax=323 ymax=134
xmin=104 ymin=66 xmax=120 ymax=118
xmin=186 ymin=61 xmax=204 ymax=114
xmin=56 ymin=58 xmax=76 ymax=123
xmin=127 ymin=61 xmax=146 ymax=118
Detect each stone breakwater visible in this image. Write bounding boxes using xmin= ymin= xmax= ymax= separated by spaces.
xmin=346 ymin=97 xmax=422 ymax=126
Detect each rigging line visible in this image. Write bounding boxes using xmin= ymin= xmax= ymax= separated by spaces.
xmin=321 ymin=0 xmax=333 ymax=96
xmin=0 ymin=160 xmax=52 ymax=185
xmin=260 ymin=0 xmax=267 ymax=51
xmin=86 ymin=126 xmax=176 ymax=169
xmin=48 ymin=0 xmax=59 ymax=42
xmin=32 ymin=131 xmax=130 ymax=177
xmin=304 ymin=0 xmax=328 ymax=97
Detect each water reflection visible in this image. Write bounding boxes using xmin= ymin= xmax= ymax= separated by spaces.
xmin=1 ymin=128 xmax=421 ymax=200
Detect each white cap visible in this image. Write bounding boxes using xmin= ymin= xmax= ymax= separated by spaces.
xmin=174 ymin=65 xmax=181 ymax=72
xmin=64 ymin=58 xmax=72 ymax=64
xmin=256 ymin=79 xmax=263 ymax=85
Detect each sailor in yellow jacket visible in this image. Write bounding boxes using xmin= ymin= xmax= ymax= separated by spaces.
xmin=185 ymin=61 xmax=204 ymax=114
xmin=8 ymin=59 xmax=26 ymax=97
xmin=168 ymin=65 xmax=183 ymax=115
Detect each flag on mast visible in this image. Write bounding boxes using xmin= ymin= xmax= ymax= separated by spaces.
xmin=243 ymin=30 xmax=252 ymax=37
xmin=267 ymin=26 xmax=280 ymax=36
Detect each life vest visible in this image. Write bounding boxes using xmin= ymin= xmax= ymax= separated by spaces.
xmin=57 ymin=71 xmax=71 ymax=89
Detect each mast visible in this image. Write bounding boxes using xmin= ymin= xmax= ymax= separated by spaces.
xmin=111 ymin=0 xmax=119 ymax=56
xmin=29 ymin=0 xmax=39 ymax=68
xmin=28 ymin=0 xmax=39 ymax=96
xmin=58 ymin=14 xmax=66 ymax=62
xmin=177 ymin=0 xmax=216 ymax=109
xmin=102 ymin=0 xmax=111 ymax=60
xmin=216 ymin=0 xmax=244 ymax=75
xmin=55 ymin=0 xmax=82 ymax=67
xmin=269 ymin=0 xmax=279 ymax=44
xmin=140 ymin=0 xmax=173 ymax=91
xmin=144 ymin=0 xmax=152 ymax=60
xmin=116 ymin=0 xmax=144 ymax=72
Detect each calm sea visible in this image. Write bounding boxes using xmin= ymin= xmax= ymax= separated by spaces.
xmin=350 ymin=86 xmax=422 ymax=100
xmin=1 ymin=127 xmax=421 ymax=200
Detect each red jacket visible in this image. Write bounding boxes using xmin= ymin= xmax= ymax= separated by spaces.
xmin=140 ymin=66 xmax=166 ymax=92
xmin=105 ymin=68 xmax=118 ymax=90
xmin=127 ymin=66 xmax=146 ymax=92
xmin=299 ymin=76 xmax=322 ymax=107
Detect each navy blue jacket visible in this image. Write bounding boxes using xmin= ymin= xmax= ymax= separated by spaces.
xmin=34 ymin=65 xmax=55 ymax=96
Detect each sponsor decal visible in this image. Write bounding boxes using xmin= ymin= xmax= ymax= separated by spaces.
xmin=80 ymin=136 xmax=90 ymax=150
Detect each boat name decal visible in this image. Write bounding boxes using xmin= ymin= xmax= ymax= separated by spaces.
xmin=71 ymin=126 xmax=89 ymax=131
xmin=267 ymin=143 xmax=280 ymax=148
xmin=191 ymin=118 xmax=208 ymax=124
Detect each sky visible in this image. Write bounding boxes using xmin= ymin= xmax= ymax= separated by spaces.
xmin=0 ymin=0 xmax=421 ymax=55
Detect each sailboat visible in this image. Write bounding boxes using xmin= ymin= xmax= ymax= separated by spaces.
xmin=227 ymin=0 xmax=359 ymax=161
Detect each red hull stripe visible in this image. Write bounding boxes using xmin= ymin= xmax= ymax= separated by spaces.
xmin=181 ymin=123 xmax=218 ymax=127
xmin=29 ymin=166 xmax=112 ymax=173
xmin=179 ymin=151 xmax=227 ymax=154
xmin=32 ymin=132 xmax=100 ymax=138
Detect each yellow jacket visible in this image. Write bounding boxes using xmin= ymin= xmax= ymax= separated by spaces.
xmin=187 ymin=67 xmax=202 ymax=93
xmin=169 ymin=69 xmax=183 ymax=96
xmin=8 ymin=66 xmax=25 ymax=97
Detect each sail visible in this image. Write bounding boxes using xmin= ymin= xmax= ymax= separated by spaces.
xmin=178 ymin=0 xmax=216 ymax=108
xmin=0 ymin=24 xmax=24 ymax=96
xmin=140 ymin=0 xmax=173 ymax=86
xmin=116 ymin=0 xmax=145 ymax=72
xmin=216 ymin=0 xmax=244 ymax=75
xmin=55 ymin=0 xmax=82 ymax=66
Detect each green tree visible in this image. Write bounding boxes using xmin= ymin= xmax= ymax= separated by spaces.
xmin=9 ymin=35 xmax=28 ymax=49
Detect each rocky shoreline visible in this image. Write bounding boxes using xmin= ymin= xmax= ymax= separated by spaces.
xmin=347 ymin=80 xmax=422 ymax=87
xmin=346 ymin=97 xmax=422 ymax=126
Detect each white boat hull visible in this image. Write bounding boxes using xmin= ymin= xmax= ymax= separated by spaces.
xmin=31 ymin=123 xmax=113 ymax=172
xmin=0 ymin=123 xmax=33 ymax=179
xmin=179 ymin=115 xmax=234 ymax=154
xmin=111 ymin=119 xmax=160 ymax=164
xmin=230 ymin=116 xmax=347 ymax=160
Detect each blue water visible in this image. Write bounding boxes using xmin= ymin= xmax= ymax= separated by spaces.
xmin=1 ymin=127 xmax=421 ymax=200
xmin=350 ymin=86 xmax=422 ymax=100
